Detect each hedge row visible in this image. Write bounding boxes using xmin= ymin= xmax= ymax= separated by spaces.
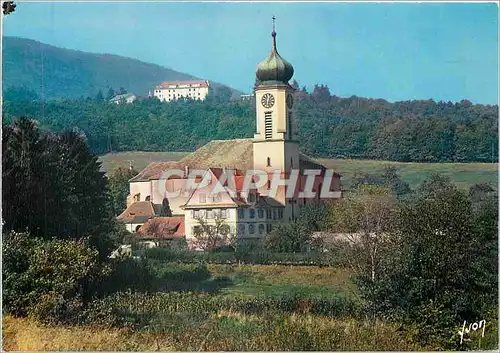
xmin=141 ymin=248 xmax=345 ymax=267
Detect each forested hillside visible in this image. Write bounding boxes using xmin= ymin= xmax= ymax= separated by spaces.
xmin=2 ymin=37 xmax=240 ymax=99
xmin=3 ymin=84 xmax=498 ymax=163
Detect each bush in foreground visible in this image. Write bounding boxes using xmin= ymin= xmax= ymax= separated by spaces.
xmin=2 ymin=231 xmax=110 ymax=324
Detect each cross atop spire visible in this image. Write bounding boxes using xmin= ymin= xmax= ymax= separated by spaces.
xmin=271 ymin=15 xmax=277 ymax=49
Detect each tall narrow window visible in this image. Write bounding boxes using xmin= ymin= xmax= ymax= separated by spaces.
xmin=267 ymin=157 xmax=271 ymax=167
xmin=264 ymin=112 xmax=272 ymax=139
xmin=288 ymin=111 xmax=293 ymax=139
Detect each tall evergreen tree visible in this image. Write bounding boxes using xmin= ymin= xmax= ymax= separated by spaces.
xmin=2 ymin=117 xmax=115 ymax=257
xmin=95 ymin=89 xmax=104 ymax=102
xmin=106 ymin=87 xmax=115 ymax=100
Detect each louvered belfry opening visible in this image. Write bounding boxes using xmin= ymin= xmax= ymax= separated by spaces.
xmin=265 ymin=112 xmax=272 ymax=139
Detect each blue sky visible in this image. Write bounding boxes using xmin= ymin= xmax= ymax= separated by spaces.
xmin=3 ymin=1 xmax=498 ymax=104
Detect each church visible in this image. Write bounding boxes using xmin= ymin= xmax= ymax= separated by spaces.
xmin=118 ymin=23 xmax=342 ymax=246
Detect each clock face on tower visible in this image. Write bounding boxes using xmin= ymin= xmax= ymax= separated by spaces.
xmin=261 ymin=93 xmax=275 ymax=108
xmin=286 ymin=94 xmax=294 ymax=109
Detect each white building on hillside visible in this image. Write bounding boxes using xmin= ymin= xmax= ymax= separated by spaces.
xmin=153 ymin=80 xmax=210 ymax=102
xmin=110 ymin=93 xmax=136 ymax=104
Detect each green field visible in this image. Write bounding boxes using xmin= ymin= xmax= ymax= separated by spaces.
xmin=157 ymin=263 xmax=357 ymax=300
xmin=0 ymin=264 xmax=417 ymax=351
xmin=4 ymin=262 xmax=497 ymax=351
xmin=319 ymin=158 xmax=498 ymax=190
xmin=98 ymin=151 xmax=189 ymax=173
xmin=99 ymin=151 xmax=498 ymax=190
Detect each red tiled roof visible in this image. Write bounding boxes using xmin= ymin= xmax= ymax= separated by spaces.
xmin=156 ymin=80 xmax=209 ymax=89
xmin=137 ymin=216 xmax=185 ymax=239
xmin=117 ymin=201 xmax=156 ymax=223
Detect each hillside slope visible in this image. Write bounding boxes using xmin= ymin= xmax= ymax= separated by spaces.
xmin=2 ymin=36 xmax=240 ymax=99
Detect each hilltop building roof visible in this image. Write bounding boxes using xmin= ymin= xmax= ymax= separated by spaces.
xmin=155 ymin=80 xmax=209 ymax=89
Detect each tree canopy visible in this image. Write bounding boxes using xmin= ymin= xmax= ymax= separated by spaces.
xmin=2 ymin=117 xmax=118 ymax=258
xmin=3 ymin=86 xmax=497 ymax=163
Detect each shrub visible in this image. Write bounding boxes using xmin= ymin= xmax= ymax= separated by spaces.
xmin=2 ymin=231 xmax=110 ymax=323
xmin=358 ymin=176 xmax=498 ymax=347
xmin=142 ymin=247 xmax=344 ymax=267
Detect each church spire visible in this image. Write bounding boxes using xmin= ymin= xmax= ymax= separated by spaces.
xmin=272 ymin=15 xmax=277 ymax=50
xmin=255 ymin=15 xmax=294 ymax=85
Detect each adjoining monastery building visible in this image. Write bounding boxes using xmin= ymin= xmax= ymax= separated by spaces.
xmin=153 ymin=80 xmax=210 ymax=102
xmin=118 ymin=25 xmax=342 ymax=247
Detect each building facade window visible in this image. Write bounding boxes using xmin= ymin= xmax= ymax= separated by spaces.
xmin=249 ymin=224 xmax=255 ymax=235
xmin=212 ymin=193 xmax=222 ymax=202
xmin=221 ymin=209 xmax=227 ymax=219
xmin=238 ymin=224 xmax=245 ymax=235
xmin=249 ymin=209 xmax=255 ymax=219
xmin=258 ymin=209 xmax=264 ymax=218
xmin=258 ymin=224 xmax=265 ymax=234
xmin=199 ymin=193 xmax=206 ymax=203
xmin=238 ymin=208 xmax=245 ymax=218
xmin=267 ymin=157 xmax=271 ymax=167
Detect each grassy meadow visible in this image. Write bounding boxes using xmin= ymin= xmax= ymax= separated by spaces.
xmin=4 ymin=262 xmax=497 ymax=351
xmin=1 ymin=263 xmax=418 ymax=351
xmin=2 ymin=313 xmax=423 ymax=351
xmin=156 ymin=263 xmax=358 ymax=300
xmin=99 ymin=151 xmax=498 ymax=190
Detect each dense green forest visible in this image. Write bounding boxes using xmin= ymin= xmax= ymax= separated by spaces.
xmin=2 ymin=37 xmax=240 ymax=99
xmin=3 ymin=84 xmax=498 ymax=163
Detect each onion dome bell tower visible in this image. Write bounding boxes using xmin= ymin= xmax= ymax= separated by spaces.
xmin=253 ymin=16 xmax=299 ymax=179
xmin=255 ymin=23 xmax=294 ymax=84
